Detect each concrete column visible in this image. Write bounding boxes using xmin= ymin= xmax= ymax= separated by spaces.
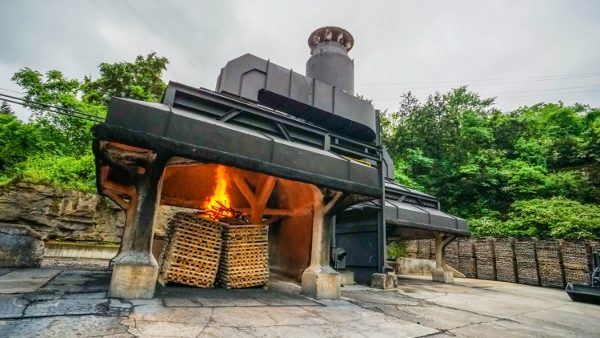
xmin=301 ymin=187 xmax=342 ymax=299
xmin=432 ymin=232 xmax=456 ymax=283
xmin=109 ymin=156 xmax=167 ymax=299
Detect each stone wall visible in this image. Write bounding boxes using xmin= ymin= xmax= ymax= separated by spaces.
xmin=404 ymin=237 xmax=598 ymax=288
xmin=0 ymin=183 xmax=174 ymax=243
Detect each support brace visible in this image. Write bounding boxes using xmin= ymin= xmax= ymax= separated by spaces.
xmin=432 ymin=232 xmax=456 ymax=283
xmin=301 ymin=186 xmax=343 ymax=299
xmin=100 ymin=143 xmax=169 ymax=299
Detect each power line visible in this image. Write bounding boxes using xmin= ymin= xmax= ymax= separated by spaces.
xmin=89 ymin=0 xmax=190 ymax=82
xmin=122 ymin=0 xmax=208 ymax=82
xmin=356 ymin=72 xmax=600 ymax=88
xmin=90 ymin=0 xmax=139 ymax=43
xmin=367 ymin=84 xmax=600 ymax=101
xmin=140 ymin=1 xmax=210 ymax=74
xmin=0 ymin=87 xmax=25 ymax=94
xmin=0 ymin=93 xmax=104 ymax=122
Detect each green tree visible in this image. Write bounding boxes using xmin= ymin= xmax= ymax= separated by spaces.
xmin=0 ymin=101 xmax=15 ymax=115
xmin=82 ymin=52 xmax=168 ymax=106
xmin=1 ymin=53 xmax=169 ymax=191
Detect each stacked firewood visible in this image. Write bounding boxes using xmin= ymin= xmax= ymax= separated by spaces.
xmin=458 ymin=238 xmax=477 ymax=278
xmin=494 ymin=238 xmax=517 ymax=283
xmin=444 ymin=240 xmax=459 ymax=269
xmin=562 ymin=240 xmax=590 ymax=285
xmin=405 ymin=240 xmax=418 ymax=258
xmin=218 ymin=224 xmax=269 ymax=289
xmin=515 ymin=239 xmax=539 ymax=285
xmin=158 ymin=213 xmax=224 ymax=288
xmin=417 ymin=240 xmax=431 ymax=260
xmin=158 ymin=207 xmax=269 ymax=289
xmin=475 ymin=237 xmax=496 ymax=280
xmin=536 ymin=239 xmax=564 ymax=288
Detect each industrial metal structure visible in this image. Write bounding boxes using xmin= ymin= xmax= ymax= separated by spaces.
xmin=92 ymin=26 xmax=468 ymax=299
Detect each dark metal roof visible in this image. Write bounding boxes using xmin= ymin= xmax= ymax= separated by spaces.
xmin=94 ymin=82 xmax=383 ymax=197
xmin=216 ymin=54 xmax=377 ymax=142
xmin=346 ymin=178 xmax=468 ymax=238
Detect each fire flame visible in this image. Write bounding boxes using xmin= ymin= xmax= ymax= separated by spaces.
xmin=202 ymin=165 xmax=234 ymax=220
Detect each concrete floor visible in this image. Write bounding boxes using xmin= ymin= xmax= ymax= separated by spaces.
xmin=0 ymin=268 xmax=598 ymax=337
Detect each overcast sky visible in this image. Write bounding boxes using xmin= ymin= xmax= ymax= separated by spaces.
xmin=1 ymin=0 xmax=599 ymax=120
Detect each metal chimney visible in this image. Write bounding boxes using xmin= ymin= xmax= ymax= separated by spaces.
xmin=306 ymin=26 xmax=355 ymax=95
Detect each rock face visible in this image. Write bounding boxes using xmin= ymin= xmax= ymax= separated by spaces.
xmin=0 ymin=183 xmax=190 ymax=243
xmin=0 ymin=223 xmax=46 ymax=267
xmin=0 ymin=183 xmax=126 ymax=242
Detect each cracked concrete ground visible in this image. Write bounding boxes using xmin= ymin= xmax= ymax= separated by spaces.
xmin=0 ymin=269 xmax=598 ymax=337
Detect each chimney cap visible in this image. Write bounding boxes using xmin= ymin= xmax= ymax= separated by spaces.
xmin=308 ymin=26 xmax=354 ymax=52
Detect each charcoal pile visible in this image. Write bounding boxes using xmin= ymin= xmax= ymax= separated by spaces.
xmin=515 ymin=238 xmax=539 ymax=286
xmin=458 ymin=238 xmax=477 ymax=278
xmin=218 ymin=224 xmax=269 ymax=288
xmin=475 ymin=237 xmax=496 ymax=280
xmin=536 ymin=239 xmax=564 ymax=288
xmin=417 ymin=240 xmax=431 ymax=260
xmin=562 ymin=240 xmax=589 ymax=285
xmin=444 ymin=240 xmax=459 ymax=269
xmin=158 ymin=213 xmax=224 ymax=288
xmin=494 ymin=238 xmax=517 ymax=283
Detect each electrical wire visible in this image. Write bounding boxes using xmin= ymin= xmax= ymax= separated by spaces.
xmin=0 ymin=93 xmax=104 ymax=122
xmin=356 ymin=72 xmax=600 ymax=87
xmin=122 ymin=0 xmax=209 ymax=82
xmin=140 ymin=1 xmax=209 ymax=74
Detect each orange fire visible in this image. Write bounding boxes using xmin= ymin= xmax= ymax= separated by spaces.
xmin=202 ymin=165 xmax=234 ymax=220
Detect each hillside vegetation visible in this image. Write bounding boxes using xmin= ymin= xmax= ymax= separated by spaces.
xmin=382 ymin=89 xmax=600 ymax=239
xmin=1 ymin=54 xmax=598 ymax=239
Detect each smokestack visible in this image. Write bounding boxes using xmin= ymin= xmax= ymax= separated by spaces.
xmin=306 ymin=26 xmax=355 ymax=95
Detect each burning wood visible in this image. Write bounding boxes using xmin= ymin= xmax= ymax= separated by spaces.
xmin=200 ymin=201 xmax=250 ymax=225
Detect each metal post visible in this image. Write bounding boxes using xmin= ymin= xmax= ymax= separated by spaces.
xmin=375 ymin=110 xmax=387 ymax=273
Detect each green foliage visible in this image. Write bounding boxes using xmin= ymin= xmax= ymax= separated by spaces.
xmin=471 ymin=198 xmax=600 ymax=239
xmin=82 ymin=53 xmax=168 ymax=106
xmin=383 ymin=88 xmax=600 ymax=239
xmin=0 ymin=53 xmax=168 ymax=191
xmin=1 ymin=101 xmax=15 ymax=115
xmin=387 ymin=241 xmax=407 ymax=260
xmin=14 ymin=154 xmax=96 ymax=192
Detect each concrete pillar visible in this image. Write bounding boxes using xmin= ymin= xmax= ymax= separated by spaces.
xmin=301 ymin=187 xmax=342 ymax=299
xmin=109 ymin=155 xmax=167 ymax=299
xmin=432 ymin=233 xmax=456 ymax=283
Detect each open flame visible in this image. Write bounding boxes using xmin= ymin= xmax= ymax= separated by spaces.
xmin=202 ymin=165 xmax=234 ymax=220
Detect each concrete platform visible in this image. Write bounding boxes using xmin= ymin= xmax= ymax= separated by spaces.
xmin=0 ymin=268 xmax=598 ymax=337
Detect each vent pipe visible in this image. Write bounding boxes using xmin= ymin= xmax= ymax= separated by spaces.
xmin=306 ymin=26 xmax=355 ymax=95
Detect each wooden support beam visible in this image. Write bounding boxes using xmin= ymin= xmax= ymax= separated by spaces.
xmin=230 ymin=169 xmax=257 ymax=207
xmin=251 ymin=176 xmax=277 ymax=224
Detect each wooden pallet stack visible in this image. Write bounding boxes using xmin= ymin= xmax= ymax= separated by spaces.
xmin=218 ymin=224 xmax=269 ymax=288
xmin=494 ymin=237 xmax=517 ymax=283
xmin=562 ymin=240 xmax=589 ymax=285
xmin=515 ymin=238 xmax=539 ymax=285
xmin=405 ymin=240 xmax=418 ymax=258
xmin=458 ymin=238 xmax=477 ymax=278
xmin=417 ymin=239 xmax=431 ymax=260
xmin=536 ymin=239 xmax=564 ymax=288
xmin=429 ymin=239 xmax=436 ymax=260
xmin=158 ymin=213 xmax=224 ymax=288
xmin=444 ymin=240 xmax=459 ymax=269
xmin=475 ymin=237 xmax=496 ymax=280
